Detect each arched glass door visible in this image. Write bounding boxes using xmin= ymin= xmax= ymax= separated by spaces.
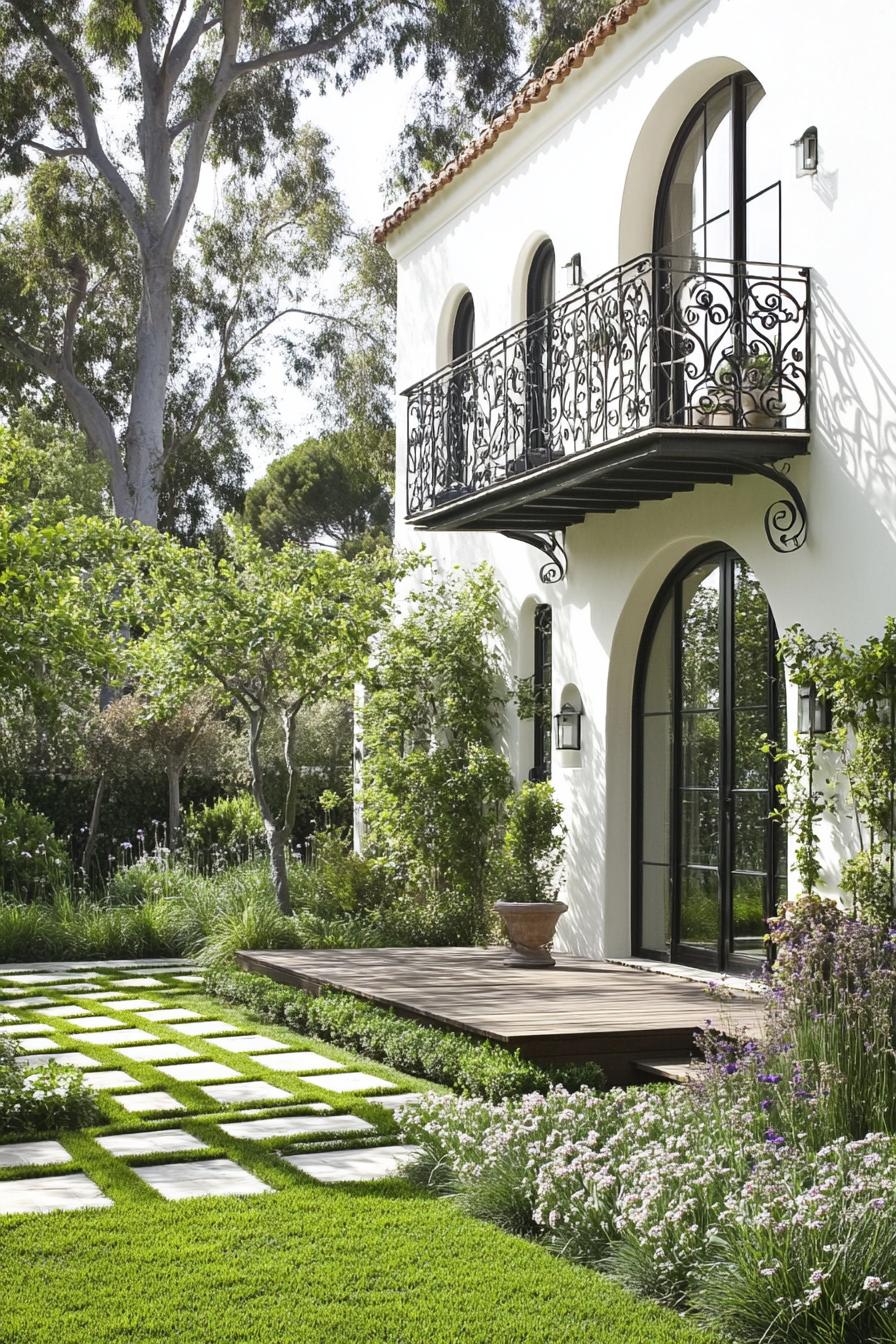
xmin=634 ymin=547 xmax=786 ymax=972
xmin=445 ymin=293 xmax=476 ymax=494
xmin=526 ymin=240 xmax=555 ymax=464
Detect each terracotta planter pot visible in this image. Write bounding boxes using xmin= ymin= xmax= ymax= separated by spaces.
xmin=493 ymin=900 xmax=568 ymax=968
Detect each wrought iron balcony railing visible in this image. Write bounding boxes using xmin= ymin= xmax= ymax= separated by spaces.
xmin=404 ymin=253 xmax=810 ymax=519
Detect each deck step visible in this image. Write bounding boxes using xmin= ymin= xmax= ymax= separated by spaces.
xmin=631 ymin=1057 xmax=699 ymax=1084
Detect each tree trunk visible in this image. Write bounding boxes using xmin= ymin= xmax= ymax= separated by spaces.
xmin=82 ymin=775 xmax=106 ymax=879
xmin=120 ymin=260 xmax=175 ymax=526
xmin=266 ymin=823 xmax=292 ymax=916
xmin=166 ymin=759 xmax=182 ymax=856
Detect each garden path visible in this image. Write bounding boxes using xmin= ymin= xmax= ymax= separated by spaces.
xmin=0 ymin=959 xmax=422 ymax=1214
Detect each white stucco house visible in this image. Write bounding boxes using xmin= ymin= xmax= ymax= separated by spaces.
xmin=375 ymin=0 xmax=895 ymax=974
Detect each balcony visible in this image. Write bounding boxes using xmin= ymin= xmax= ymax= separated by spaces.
xmin=404 ymin=254 xmax=811 ymax=564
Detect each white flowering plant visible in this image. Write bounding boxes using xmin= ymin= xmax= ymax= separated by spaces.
xmin=0 ymin=1034 xmax=99 ymax=1136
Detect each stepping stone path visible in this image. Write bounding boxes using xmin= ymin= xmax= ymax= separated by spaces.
xmin=0 ymin=957 xmax=427 ymax=1216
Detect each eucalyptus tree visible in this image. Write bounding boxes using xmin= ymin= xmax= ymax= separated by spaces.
xmin=131 ymin=519 xmax=395 ymax=913
xmin=0 ymin=1 xmax=531 ymax=530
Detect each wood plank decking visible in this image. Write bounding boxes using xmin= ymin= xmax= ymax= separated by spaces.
xmin=236 ymin=946 xmax=765 ymax=1084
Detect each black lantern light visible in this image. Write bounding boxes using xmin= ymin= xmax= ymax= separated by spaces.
xmin=562 ymin=252 xmax=582 ymax=287
xmin=797 ymin=681 xmax=831 ymax=735
xmin=554 ymin=702 xmax=582 ymax=751
xmin=793 ymin=126 xmax=818 ymax=177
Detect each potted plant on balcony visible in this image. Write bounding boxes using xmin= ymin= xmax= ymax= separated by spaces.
xmin=697 ymin=351 xmax=778 ymax=428
xmin=492 ymin=780 xmax=568 ymax=967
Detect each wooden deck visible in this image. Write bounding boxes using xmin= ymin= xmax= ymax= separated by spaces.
xmin=236 ymin=946 xmax=764 ymax=1084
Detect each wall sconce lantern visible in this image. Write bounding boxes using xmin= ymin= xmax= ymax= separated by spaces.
xmin=554 ymin=702 xmax=583 ymax=751
xmin=797 ymin=682 xmax=831 ymax=735
xmin=562 ymin=252 xmax=582 ymax=287
xmin=793 ymin=125 xmax=818 ymax=177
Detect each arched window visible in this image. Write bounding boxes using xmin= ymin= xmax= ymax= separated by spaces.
xmin=655 ymin=72 xmax=776 ymax=264
xmin=525 ymin=241 xmax=555 ymax=464
xmin=452 ymin=292 xmax=476 ymax=361
xmin=442 ymin=292 xmax=476 ymax=497
xmin=633 ymin=546 xmax=786 ymax=972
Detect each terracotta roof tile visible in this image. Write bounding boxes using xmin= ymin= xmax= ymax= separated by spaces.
xmin=374 ymin=0 xmax=651 ymax=244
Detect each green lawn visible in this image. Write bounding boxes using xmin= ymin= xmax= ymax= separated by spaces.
xmin=0 ymin=981 xmax=716 ymax=1344
xmin=0 ymin=1184 xmax=715 ymax=1344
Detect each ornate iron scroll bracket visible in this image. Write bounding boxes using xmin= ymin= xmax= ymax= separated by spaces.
xmin=717 ymin=459 xmax=808 ymax=553
xmin=500 ymin=529 xmax=568 ymax=583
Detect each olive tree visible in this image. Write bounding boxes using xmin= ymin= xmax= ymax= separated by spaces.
xmin=131 ymin=521 xmax=394 ymax=912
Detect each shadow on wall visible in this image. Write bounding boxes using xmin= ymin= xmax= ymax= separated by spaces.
xmin=813 ymin=275 xmax=896 ymax=552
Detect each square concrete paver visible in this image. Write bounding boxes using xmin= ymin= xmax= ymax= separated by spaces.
xmin=39 ymin=1005 xmax=91 ymax=1018
xmin=219 ymin=1113 xmax=374 ymax=1140
xmin=370 ymin=1093 xmax=424 ymax=1113
xmin=0 ymin=1173 xmax=113 ymax=1214
xmin=97 ymin=1128 xmax=207 ymax=1158
xmin=82 ymin=1069 xmax=140 ymax=1090
xmin=117 ymin=1043 xmax=199 ymax=1063
xmin=158 ymin=1061 xmax=243 ymax=1083
xmin=134 ymin=1158 xmax=271 ymax=1201
xmin=5 ymin=997 xmax=56 ymax=1009
xmin=17 ymin=1051 xmax=101 ymax=1069
xmin=0 ymin=1024 xmax=52 ymax=1036
xmin=11 ymin=1037 xmax=58 ymax=1052
xmin=75 ymin=1028 xmax=157 ymax=1046
xmin=50 ymin=983 xmax=100 ymax=992
xmin=138 ymin=1008 xmax=201 ymax=1023
xmin=284 ymin=1145 xmax=420 ymax=1183
xmin=1 ymin=973 xmax=96 ymax=986
xmin=111 ymin=977 xmax=164 ymax=988
xmin=299 ymin=1072 xmax=397 ymax=1094
xmin=115 ymin=1091 xmax=185 ymax=1114
xmin=250 ymin=1050 xmax=343 ymax=1073
xmin=67 ymin=1017 xmax=128 ymax=1031
xmin=0 ymin=1140 xmax=72 ymax=1168
xmin=173 ymin=975 xmax=204 ymax=984
xmin=200 ymin=1081 xmax=291 ymax=1105
xmin=206 ymin=1035 xmax=289 ymax=1055
xmin=101 ymin=999 xmax=161 ymax=1012
xmin=171 ymin=1020 xmax=240 ymax=1037
xmin=73 ymin=992 xmax=122 ymax=1001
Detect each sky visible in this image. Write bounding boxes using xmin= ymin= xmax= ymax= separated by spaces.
xmin=246 ymin=63 xmax=417 ymax=483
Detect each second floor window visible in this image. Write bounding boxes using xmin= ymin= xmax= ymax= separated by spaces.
xmin=525 ymin=241 xmax=555 ymax=465
xmin=532 ymin=603 xmax=552 ymax=781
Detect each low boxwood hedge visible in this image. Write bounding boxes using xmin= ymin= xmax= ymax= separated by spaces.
xmin=205 ymin=968 xmax=604 ymax=1100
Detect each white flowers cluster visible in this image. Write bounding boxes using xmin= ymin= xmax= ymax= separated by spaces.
xmin=400 ymin=1087 xmax=896 ymax=1341
xmin=0 ymin=1044 xmax=98 ymax=1136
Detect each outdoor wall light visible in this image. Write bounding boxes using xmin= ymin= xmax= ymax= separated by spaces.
xmin=562 ymin=252 xmax=583 ymax=287
xmin=793 ymin=126 xmax=818 ymax=177
xmin=554 ymin=702 xmax=583 ymax=751
xmin=797 ymin=682 xmax=831 ymax=735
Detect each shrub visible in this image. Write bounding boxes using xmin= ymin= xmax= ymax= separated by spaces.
xmin=0 ymin=1035 xmax=100 ymax=1135
xmin=183 ymin=792 xmax=264 ymax=861
xmin=205 ymin=968 xmax=604 ymax=1099
xmin=0 ymin=797 xmax=69 ymax=897
xmin=491 ymin=780 xmax=566 ymax=903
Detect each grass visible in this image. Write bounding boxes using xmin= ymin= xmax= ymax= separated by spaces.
xmin=0 ymin=980 xmax=717 ymax=1344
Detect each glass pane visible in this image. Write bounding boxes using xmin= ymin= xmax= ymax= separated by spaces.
xmin=734 ymin=708 xmax=767 ymax=788
xmin=680 ymin=867 xmax=720 ymax=950
xmin=662 ymin=115 xmax=704 ymax=255
xmin=731 ymin=873 xmax=767 ymax=959
xmin=642 ymin=715 xmax=672 ymax=864
xmin=704 ymin=87 xmax=732 ymax=244
xmin=643 ymin=599 xmax=673 ymax=713
xmin=681 ymin=790 xmax=719 ymax=868
xmin=733 ymin=560 xmax=769 ymax=707
xmin=682 ymin=711 xmax=720 ymax=789
xmin=681 ymin=561 xmax=720 ymax=709
xmin=641 ymin=863 xmax=671 ymax=954
xmin=732 ymin=790 xmax=769 ymax=874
